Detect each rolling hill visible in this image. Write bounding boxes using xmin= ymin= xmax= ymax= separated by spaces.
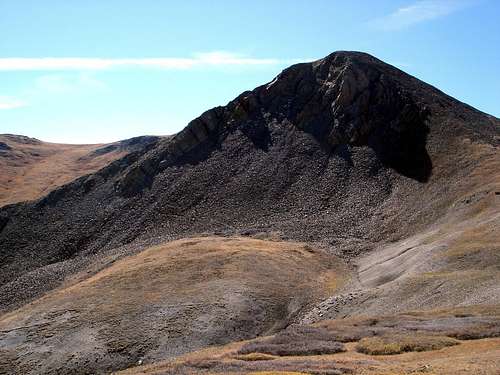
xmin=0 ymin=134 xmax=160 ymax=207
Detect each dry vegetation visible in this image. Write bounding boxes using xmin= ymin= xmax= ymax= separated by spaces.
xmin=238 ymin=326 xmax=346 ymax=356
xmin=117 ymin=306 xmax=500 ymax=375
xmin=355 ymin=334 xmax=459 ymax=355
xmin=0 ymin=237 xmax=346 ymax=374
xmin=0 ymin=134 xmax=133 ymax=206
xmin=233 ymin=353 xmax=278 ymax=361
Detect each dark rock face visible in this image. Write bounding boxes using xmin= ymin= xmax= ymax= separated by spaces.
xmin=82 ymin=135 xmax=161 ymax=159
xmin=0 ymin=51 xmax=499 ymax=312
xmin=0 ymin=142 xmax=11 ymax=152
xmin=116 ymin=53 xmax=435 ymax=196
xmin=0 ymin=134 xmax=41 ymax=145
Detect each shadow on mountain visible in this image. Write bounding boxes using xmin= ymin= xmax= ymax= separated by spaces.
xmin=370 ymin=111 xmax=432 ymax=183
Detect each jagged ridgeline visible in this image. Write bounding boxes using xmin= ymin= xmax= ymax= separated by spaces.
xmin=0 ymin=51 xmax=498 ymax=312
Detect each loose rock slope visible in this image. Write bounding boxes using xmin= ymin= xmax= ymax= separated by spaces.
xmin=0 ymin=51 xmax=499 ymax=374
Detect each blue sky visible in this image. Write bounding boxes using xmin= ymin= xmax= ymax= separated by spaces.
xmin=0 ymin=0 xmax=499 ymax=143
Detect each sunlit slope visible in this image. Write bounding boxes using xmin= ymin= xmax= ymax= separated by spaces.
xmin=117 ymin=305 xmax=500 ymax=375
xmin=0 ymin=237 xmax=347 ymax=374
xmin=0 ymin=134 xmax=158 ymax=207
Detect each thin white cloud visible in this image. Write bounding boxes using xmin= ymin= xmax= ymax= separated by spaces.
xmin=370 ymin=0 xmax=472 ymax=30
xmin=0 ymin=96 xmax=26 ymax=110
xmin=35 ymin=73 xmax=107 ymax=93
xmin=0 ymin=52 xmax=306 ymax=71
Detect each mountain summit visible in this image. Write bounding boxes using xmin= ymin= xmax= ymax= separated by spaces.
xmin=1 ymin=50 xmax=498 ymax=305
xmin=0 ymin=51 xmax=499 ymax=374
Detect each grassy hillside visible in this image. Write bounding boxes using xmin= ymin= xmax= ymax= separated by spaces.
xmin=0 ymin=237 xmax=348 ymax=374
xmin=0 ymin=134 xmax=159 ymax=207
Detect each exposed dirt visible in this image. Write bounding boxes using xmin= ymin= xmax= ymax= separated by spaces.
xmin=0 ymin=134 xmax=159 ymax=207
xmin=300 ymin=155 xmax=500 ymax=321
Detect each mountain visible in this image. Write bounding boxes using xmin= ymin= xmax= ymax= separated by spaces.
xmin=0 ymin=134 xmax=160 ymax=207
xmin=0 ymin=51 xmax=499 ymax=374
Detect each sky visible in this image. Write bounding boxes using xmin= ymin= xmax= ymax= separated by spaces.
xmin=0 ymin=0 xmax=499 ymax=144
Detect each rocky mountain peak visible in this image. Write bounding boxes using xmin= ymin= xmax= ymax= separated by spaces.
xmin=1 ymin=50 xmax=498 ymax=321
xmin=117 ymin=52 xmax=433 ymax=195
xmin=194 ymin=51 xmax=428 ymax=151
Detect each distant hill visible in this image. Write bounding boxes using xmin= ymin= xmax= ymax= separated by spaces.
xmin=0 ymin=134 xmax=160 ymax=207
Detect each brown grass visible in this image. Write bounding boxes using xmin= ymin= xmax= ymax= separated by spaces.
xmin=315 ymin=305 xmax=500 ymax=343
xmin=355 ymin=334 xmax=459 ymax=355
xmin=0 ymin=237 xmax=347 ymax=374
xmin=238 ymin=326 xmax=345 ymax=356
xmin=0 ymin=135 xmax=127 ymax=206
xmin=234 ymin=353 xmax=277 ymax=361
xmin=115 ymin=305 xmax=500 ymax=374
xmin=117 ymin=337 xmax=500 ymax=375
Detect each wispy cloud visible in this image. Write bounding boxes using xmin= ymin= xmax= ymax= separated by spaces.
xmin=370 ymin=0 xmax=472 ymax=30
xmin=0 ymin=96 xmax=26 ymax=110
xmin=34 ymin=73 xmax=107 ymax=93
xmin=0 ymin=52 xmax=306 ymax=71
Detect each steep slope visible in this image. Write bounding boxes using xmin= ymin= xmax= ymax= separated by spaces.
xmin=1 ymin=52 xmax=499 ymax=312
xmin=2 ymin=52 xmax=498 ymax=310
xmin=0 ymin=50 xmax=499 ymax=374
xmin=0 ymin=134 xmax=160 ymax=207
